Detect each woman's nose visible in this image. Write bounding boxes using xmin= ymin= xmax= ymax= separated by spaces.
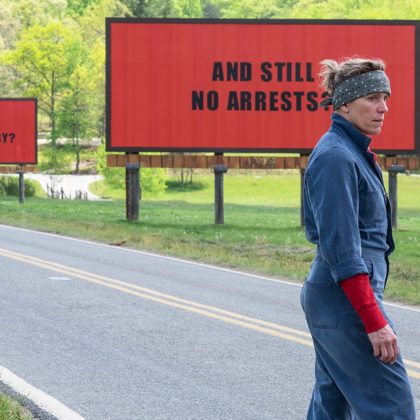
xmin=379 ymin=99 xmax=388 ymax=113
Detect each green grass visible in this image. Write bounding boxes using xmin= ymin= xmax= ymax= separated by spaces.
xmin=0 ymin=171 xmax=419 ymax=305
xmin=0 ymin=393 xmax=33 ymax=420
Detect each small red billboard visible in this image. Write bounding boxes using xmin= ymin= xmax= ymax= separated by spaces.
xmin=0 ymin=98 xmax=37 ymax=164
xmin=106 ymin=19 xmax=419 ymax=153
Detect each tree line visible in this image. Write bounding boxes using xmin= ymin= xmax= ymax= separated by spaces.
xmin=0 ymin=0 xmax=418 ymax=174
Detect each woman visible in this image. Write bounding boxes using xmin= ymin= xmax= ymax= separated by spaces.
xmin=301 ymin=58 xmax=415 ymax=419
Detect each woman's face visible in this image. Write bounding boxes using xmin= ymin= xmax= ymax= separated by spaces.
xmin=340 ymin=92 xmax=389 ymax=136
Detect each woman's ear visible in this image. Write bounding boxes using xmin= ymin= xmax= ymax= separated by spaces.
xmin=339 ymin=103 xmax=350 ymax=113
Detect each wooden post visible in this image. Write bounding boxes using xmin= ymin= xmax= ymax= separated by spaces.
xmin=300 ymin=167 xmax=305 ymax=227
xmin=299 ymin=155 xmax=309 ymax=228
xmin=214 ymin=162 xmax=228 ymax=225
xmin=17 ymin=166 xmax=25 ymax=204
xmin=388 ymin=164 xmax=405 ymax=229
xmin=126 ymin=162 xmax=140 ymax=221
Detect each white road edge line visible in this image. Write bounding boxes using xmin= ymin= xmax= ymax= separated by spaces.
xmin=0 ymin=365 xmax=85 ymax=420
xmin=1 ymin=224 xmax=420 ymax=313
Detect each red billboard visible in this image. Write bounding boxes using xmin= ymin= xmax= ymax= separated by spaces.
xmin=106 ymin=19 xmax=419 ymax=153
xmin=0 ymin=98 xmax=37 ymax=164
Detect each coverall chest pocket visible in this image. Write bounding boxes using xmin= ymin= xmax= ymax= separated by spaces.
xmin=359 ymin=190 xmax=386 ymax=226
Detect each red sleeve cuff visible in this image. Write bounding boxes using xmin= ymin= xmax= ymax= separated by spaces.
xmin=340 ymin=273 xmax=388 ymax=333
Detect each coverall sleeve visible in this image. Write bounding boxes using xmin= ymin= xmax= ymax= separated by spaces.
xmin=305 ymin=148 xmax=368 ymax=282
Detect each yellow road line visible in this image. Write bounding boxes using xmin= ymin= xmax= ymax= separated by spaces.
xmin=0 ymin=247 xmax=313 ymax=347
xmin=1 ymin=247 xmax=420 ymax=379
xmin=406 ymin=369 xmax=420 ymax=379
xmin=405 ymin=359 xmax=420 ymax=369
xmin=0 ymin=247 xmax=311 ymax=339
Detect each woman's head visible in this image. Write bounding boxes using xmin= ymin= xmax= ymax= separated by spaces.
xmin=320 ymin=58 xmax=391 ymax=136
xmin=319 ymin=58 xmax=386 ymax=95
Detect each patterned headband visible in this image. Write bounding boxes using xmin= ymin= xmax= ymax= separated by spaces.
xmin=320 ymin=70 xmax=391 ymax=110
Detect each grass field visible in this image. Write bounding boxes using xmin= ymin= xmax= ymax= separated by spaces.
xmin=0 ymin=170 xmax=419 ymax=305
xmin=0 ymin=393 xmax=32 ymax=420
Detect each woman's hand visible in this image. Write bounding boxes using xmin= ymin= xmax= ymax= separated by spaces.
xmin=368 ymin=324 xmax=399 ymax=364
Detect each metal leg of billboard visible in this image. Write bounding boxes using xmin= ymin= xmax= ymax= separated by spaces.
xmin=17 ymin=167 xmax=25 ymax=204
xmin=125 ymin=162 xmax=140 ymax=221
xmin=388 ymin=164 xmax=406 ymax=229
xmin=300 ymin=167 xmax=305 ymax=228
xmin=214 ymin=164 xmax=229 ymax=225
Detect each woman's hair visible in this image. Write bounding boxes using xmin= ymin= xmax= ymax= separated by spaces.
xmin=319 ymin=58 xmax=386 ymax=94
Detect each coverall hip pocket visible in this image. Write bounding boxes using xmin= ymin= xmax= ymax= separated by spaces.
xmin=302 ymin=281 xmax=339 ymax=329
xmin=365 ymin=258 xmax=387 ymax=299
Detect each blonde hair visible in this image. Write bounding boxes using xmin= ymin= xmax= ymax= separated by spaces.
xmin=319 ymin=58 xmax=386 ymax=94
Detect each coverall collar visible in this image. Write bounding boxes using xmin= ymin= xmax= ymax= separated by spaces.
xmin=330 ymin=112 xmax=372 ymax=152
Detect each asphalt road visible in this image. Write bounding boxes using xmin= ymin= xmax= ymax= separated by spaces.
xmin=0 ymin=224 xmax=419 ymax=419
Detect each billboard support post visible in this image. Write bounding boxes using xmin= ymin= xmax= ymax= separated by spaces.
xmin=214 ymin=163 xmax=228 ymax=225
xmin=126 ymin=162 xmax=140 ymax=221
xmin=300 ymin=167 xmax=305 ymax=227
xmin=388 ymin=164 xmax=406 ymax=229
xmin=300 ymin=154 xmax=309 ymax=227
xmin=17 ymin=166 xmax=25 ymax=204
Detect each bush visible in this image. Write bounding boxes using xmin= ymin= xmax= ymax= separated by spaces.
xmin=165 ymin=179 xmax=206 ymax=191
xmin=95 ymin=141 xmax=167 ymax=196
xmin=141 ymin=168 xmax=167 ymax=195
xmin=0 ymin=176 xmax=36 ymax=197
xmin=98 ymin=166 xmax=167 ymax=197
xmin=38 ymin=144 xmax=72 ymax=174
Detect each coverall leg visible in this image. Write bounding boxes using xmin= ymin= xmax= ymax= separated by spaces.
xmin=301 ymin=251 xmax=416 ymax=420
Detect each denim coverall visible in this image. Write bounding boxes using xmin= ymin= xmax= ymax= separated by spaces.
xmin=301 ymin=113 xmax=415 ymax=419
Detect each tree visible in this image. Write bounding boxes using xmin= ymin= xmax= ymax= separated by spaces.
xmin=77 ymin=0 xmax=130 ymax=134
xmin=0 ymin=0 xmax=68 ymax=44
xmin=123 ymin=0 xmax=202 ymax=18
xmin=172 ymin=0 xmax=202 ymax=17
xmin=202 ymin=0 xmax=221 ymax=18
xmin=0 ymin=2 xmax=17 ymax=96
xmin=122 ymin=0 xmax=148 ymax=16
xmin=209 ymin=0 xmax=297 ymax=18
xmin=290 ymin=0 xmax=420 ymax=18
xmin=3 ymin=22 xmax=81 ymax=149
xmin=76 ymin=0 xmax=129 ymax=44
xmin=0 ymin=0 xmax=72 ymax=98
xmin=0 ymin=2 xmax=17 ymax=50
xmin=67 ymin=0 xmax=102 ymax=16
xmin=57 ymin=64 xmax=96 ymax=174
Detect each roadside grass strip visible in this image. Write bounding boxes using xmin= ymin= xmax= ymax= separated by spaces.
xmin=0 ymin=392 xmax=32 ymax=420
xmin=0 ymin=366 xmax=84 ymax=419
xmin=1 ymin=246 xmax=419 ymax=380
